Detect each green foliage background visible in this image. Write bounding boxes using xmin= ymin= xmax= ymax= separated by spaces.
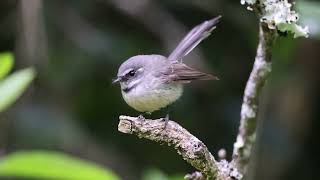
xmin=0 ymin=1 xmax=319 ymax=180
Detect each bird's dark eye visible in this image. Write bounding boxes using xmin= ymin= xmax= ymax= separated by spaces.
xmin=128 ymin=70 xmax=135 ymax=76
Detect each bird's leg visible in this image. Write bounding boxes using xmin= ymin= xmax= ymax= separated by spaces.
xmin=138 ymin=111 xmax=152 ymax=121
xmin=161 ymin=106 xmax=171 ymax=130
xmin=162 ymin=113 xmax=170 ymax=129
xmin=137 ymin=114 xmax=146 ymax=121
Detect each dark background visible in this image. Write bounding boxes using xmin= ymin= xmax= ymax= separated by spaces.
xmin=0 ymin=0 xmax=319 ymax=179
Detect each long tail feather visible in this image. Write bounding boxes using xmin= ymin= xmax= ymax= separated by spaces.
xmin=168 ymin=16 xmax=222 ymax=61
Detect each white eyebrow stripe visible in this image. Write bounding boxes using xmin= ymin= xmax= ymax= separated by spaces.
xmin=123 ymin=68 xmax=143 ymax=76
xmin=136 ymin=68 xmax=143 ymax=72
xmin=122 ymin=68 xmax=134 ymax=76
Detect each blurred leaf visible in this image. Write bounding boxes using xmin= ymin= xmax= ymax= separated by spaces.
xmin=142 ymin=168 xmax=168 ymax=180
xmin=0 ymin=151 xmax=120 ymax=180
xmin=297 ymin=1 xmax=320 ymax=39
xmin=168 ymin=175 xmax=184 ymax=180
xmin=142 ymin=168 xmax=184 ymax=180
xmin=0 ymin=52 xmax=14 ymax=80
xmin=0 ymin=67 xmax=36 ymax=112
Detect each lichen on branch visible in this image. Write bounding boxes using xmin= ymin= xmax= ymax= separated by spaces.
xmin=233 ymin=0 xmax=309 ymax=176
xmin=232 ymin=24 xmax=276 ymax=174
xmin=242 ymin=0 xmax=309 ymax=38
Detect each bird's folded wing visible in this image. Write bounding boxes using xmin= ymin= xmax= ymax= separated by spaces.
xmin=161 ymin=62 xmax=218 ymax=83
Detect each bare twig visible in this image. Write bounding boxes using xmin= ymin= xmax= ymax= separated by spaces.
xmin=232 ymin=23 xmax=276 ymax=174
xmin=118 ymin=116 xmax=242 ymax=180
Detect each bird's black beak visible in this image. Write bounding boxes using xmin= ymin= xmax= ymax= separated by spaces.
xmin=112 ymin=76 xmax=121 ymax=84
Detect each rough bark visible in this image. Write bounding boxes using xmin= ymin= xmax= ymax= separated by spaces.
xmin=232 ymin=23 xmax=276 ymax=174
xmin=118 ymin=116 xmax=242 ymax=180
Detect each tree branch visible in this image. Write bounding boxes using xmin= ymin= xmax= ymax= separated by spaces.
xmin=232 ymin=23 xmax=276 ymax=174
xmin=118 ymin=116 xmax=242 ymax=180
xmin=231 ymin=0 xmax=308 ymax=174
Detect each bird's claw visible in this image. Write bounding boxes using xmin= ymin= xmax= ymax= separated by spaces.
xmin=137 ymin=114 xmax=146 ymax=121
xmin=161 ymin=114 xmax=170 ymax=130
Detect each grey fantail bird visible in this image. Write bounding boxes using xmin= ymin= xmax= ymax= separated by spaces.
xmin=113 ymin=16 xmax=221 ymax=113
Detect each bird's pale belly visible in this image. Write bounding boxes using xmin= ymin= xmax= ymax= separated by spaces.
xmin=121 ymin=85 xmax=183 ymax=113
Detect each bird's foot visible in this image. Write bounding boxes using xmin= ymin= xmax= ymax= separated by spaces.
xmin=137 ymin=114 xmax=146 ymax=121
xmin=161 ymin=114 xmax=170 ymax=130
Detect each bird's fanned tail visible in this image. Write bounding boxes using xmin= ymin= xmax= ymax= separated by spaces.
xmin=168 ymin=16 xmax=222 ymax=61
